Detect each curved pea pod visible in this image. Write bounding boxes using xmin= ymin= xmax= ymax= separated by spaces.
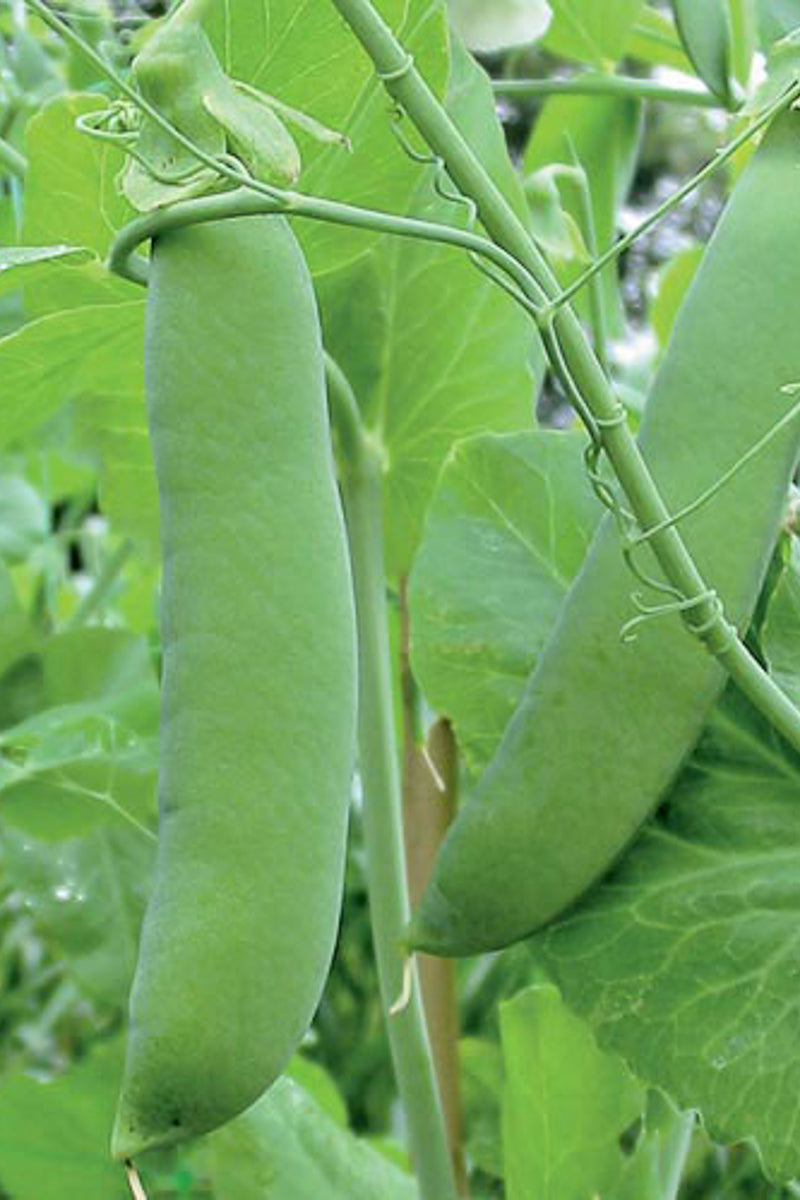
xmin=112 ymin=215 xmax=357 ymax=1157
xmin=408 ymin=110 xmax=800 ymax=958
xmin=671 ymin=0 xmax=738 ymax=107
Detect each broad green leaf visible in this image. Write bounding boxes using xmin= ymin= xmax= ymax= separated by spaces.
xmin=523 ymin=93 xmax=642 ymax=340
xmin=207 ymin=1076 xmax=417 ymax=1199
xmin=203 ymin=0 xmax=449 ymax=278
xmin=650 ymin=244 xmax=704 ymax=349
xmin=0 ymin=245 xmax=92 ymax=300
xmin=543 ymin=0 xmax=644 ymax=66
xmin=624 ymin=6 xmax=693 ymax=71
xmin=762 ymin=537 xmax=800 ymax=708
xmin=0 ymin=1039 xmax=127 ymax=1199
xmin=2 ymin=824 xmax=154 ymax=1005
xmin=22 ymin=95 xmax=137 ymax=314
xmin=75 ymin=391 xmax=159 ymax=550
xmin=672 ymin=0 xmax=737 ymax=105
xmin=375 ymin=42 xmax=539 ymax=575
xmin=0 ymin=628 xmax=158 ymax=841
xmin=0 ymin=302 xmax=145 ymax=449
xmin=500 ymin=984 xmax=644 ymax=1199
xmin=286 ymin=1056 xmax=349 ymax=1128
xmin=409 ymin=431 xmax=600 ymax=774
xmin=0 ymin=475 xmax=49 ymax=562
xmin=448 ymin=0 xmax=552 ymax=52
xmin=534 ymin=682 xmax=800 ymax=1183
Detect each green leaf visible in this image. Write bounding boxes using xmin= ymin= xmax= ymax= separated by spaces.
xmin=22 ymin=95 xmax=137 ymax=314
xmin=409 ymin=431 xmax=600 ymax=774
xmin=0 ymin=1039 xmax=127 ymax=1199
xmin=671 ymin=0 xmax=737 ymax=105
xmin=624 ymin=5 xmax=693 ymax=71
xmin=523 ymin=93 xmax=642 ymax=339
xmin=544 ymin=0 xmax=644 ymax=66
xmin=762 ymin=537 xmax=800 ymax=708
xmin=202 ymin=0 xmax=449 ymax=277
xmin=500 ymin=984 xmax=645 ymax=1199
xmin=207 ymin=1076 xmax=416 ymax=1199
xmin=375 ymin=43 xmax=539 ymax=575
xmin=533 ymin=682 xmax=800 ymax=1183
xmin=0 ymin=245 xmax=92 ymax=300
xmin=0 ymin=476 xmax=50 ymax=562
xmin=0 ymin=629 xmax=158 ymax=842
xmin=3 ymin=824 xmax=154 ymax=1006
xmin=447 ymin=0 xmax=552 ymax=52
xmin=0 ymin=302 xmax=145 ymax=450
xmin=75 ymin=391 xmax=159 ymax=550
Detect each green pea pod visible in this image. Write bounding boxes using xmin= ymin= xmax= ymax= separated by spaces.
xmin=408 ymin=110 xmax=800 ymax=958
xmin=111 ymin=215 xmax=357 ymax=1157
xmin=671 ymin=0 xmax=738 ymax=107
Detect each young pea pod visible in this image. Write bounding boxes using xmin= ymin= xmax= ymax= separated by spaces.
xmin=671 ymin=0 xmax=739 ymax=108
xmin=112 ymin=214 xmax=357 ymax=1157
xmin=408 ymin=109 xmax=800 ymax=958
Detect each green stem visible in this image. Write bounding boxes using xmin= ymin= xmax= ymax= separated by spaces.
xmin=65 ymin=538 xmax=134 ymax=631
xmin=494 ymin=74 xmax=725 ymax=109
xmin=108 ymin=185 xmax=543 ymax=310
xmin=0 ymin=136 xmax=26 ymax=179
xmin=328 ymin=0 xmax=800 ymax=758
xmin=327 ymin=364 xmax=457 ymax=1200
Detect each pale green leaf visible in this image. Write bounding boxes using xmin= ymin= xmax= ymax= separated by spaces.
xmin=0 ymin=1039 xmax=127 ymax=1200
xmin=501 ymin=984 xmax=644 ymax=1199
xmin=544 ymin=0 xmax=644 ymax=66
xmin=534 ymin=683 xmax=800 ymax=1183
xmin=207 ymin=1076 xmax=417 ymax=1199
xmin=409 ymin=431 xmax=600 ymax=774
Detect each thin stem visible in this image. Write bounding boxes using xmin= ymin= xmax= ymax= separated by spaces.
xmin=494 ymin=74 xmax=725 ymax=109
xmin=555 ymin=80 xmax=800 ymax=312
xmin=65 ymin=538 xmax=134 ymax=630
xmin=329 ymin=364 xmax=457 ymax=1200
xmin=108 ymin=186 xmax=545 ymax=312
xmin=0 ymin=136 xmax=27 ymax=178
xmin=328 ymin=0 xmax=800 ymax=759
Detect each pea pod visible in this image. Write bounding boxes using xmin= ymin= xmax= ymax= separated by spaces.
xmin=408 ymin=110 xmax=800 ymax=958
xmin=111 ymin=214 xmax=357 ymax=1158
xmin=671 ymin=0 xmax=738 ymax=107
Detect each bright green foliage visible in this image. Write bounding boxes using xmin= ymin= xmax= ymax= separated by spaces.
xmin=111 ymin=214 xmax=357 ymax=1157
xmin=409 ymin=110 xmax=800 ymax=956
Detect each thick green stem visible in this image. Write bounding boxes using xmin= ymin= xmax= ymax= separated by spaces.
xmin=0 ymin=136 xmax=26 ymax=179
xmin=328 ymin=0 xmax=800 ymax=758
xmin=328 ymin=365 xmax=457 ymax=1200
xmin=494 ymin=74 xmax=725 ymax=109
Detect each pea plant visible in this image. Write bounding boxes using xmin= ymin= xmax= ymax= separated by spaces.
xmin=1 ymin=0 xmax=800 ymax=1197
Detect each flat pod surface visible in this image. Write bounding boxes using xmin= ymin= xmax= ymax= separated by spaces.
xmin=410 ymin=110 xmax=800 ymax=957
xmin=113 ymin=215 xmax=357 ymax=1156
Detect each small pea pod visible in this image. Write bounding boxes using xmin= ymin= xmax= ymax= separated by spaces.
xmin=671 ymin=0 xmax=739 ymax=107
xmin=408 ymin=109 xmax=800 ymax=958
xmin=111 ymin=214 xmax=357 ymax=1157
